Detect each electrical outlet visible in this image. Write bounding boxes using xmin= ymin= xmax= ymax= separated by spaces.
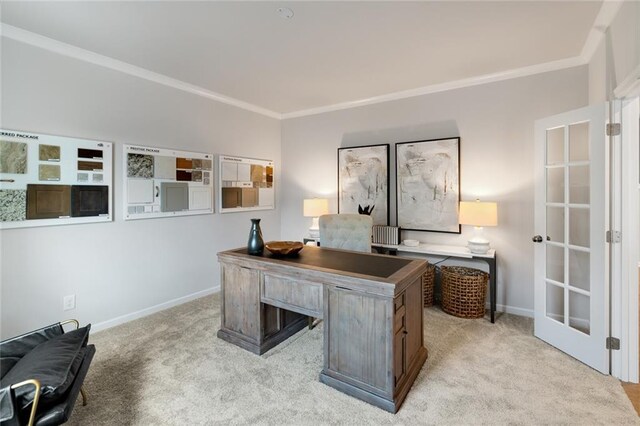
xmin=63 ymin=295 xmax=76 ymax=311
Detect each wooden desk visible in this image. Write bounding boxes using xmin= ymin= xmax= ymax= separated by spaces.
xmin=217 ymin=246 xmax=428 ymax=413
xmin=373 ymin=243 xmax=498 ymax=323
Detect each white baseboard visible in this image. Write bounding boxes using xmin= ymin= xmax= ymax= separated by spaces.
xmin=492 ymin=303 xmax=534 ymax=318
xmin=92 ymin=286 xmax=220 ymax=333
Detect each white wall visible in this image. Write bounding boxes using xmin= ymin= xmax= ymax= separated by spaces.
xmin=588 ymin=0 xmax=640 ymax=104
xmin=280 ymin=67 xmax=589 ymax=315
xmin=0 ymin=38 xmax=281 ymax=338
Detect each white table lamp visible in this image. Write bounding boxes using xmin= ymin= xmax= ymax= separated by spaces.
xmin=459 ymin=199 xmax=498 ymax=254
xmin=303 ymin=198 xmax=329 ymax=238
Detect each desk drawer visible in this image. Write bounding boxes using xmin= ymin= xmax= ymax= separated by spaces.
xmin=262 ymin=274 xmax=323 ymax=317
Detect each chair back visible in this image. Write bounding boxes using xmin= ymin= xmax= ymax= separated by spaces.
xmin=319 ymin=214 xmax=372 ymax=253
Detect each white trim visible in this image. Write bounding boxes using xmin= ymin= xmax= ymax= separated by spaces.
xmin=0 ymin=24 xmax=281 ymax=120
xmin=614 ymin=64 xmax=640 ymax=99
xmin=282 ymin=57 xmax=585 ymax=119
xmin=580 ymin=0 xmax=625 ymax=62
xmin=614 ymin=97 xmax=639 ymax=383
xmin=91 ymin=286 xmax=219 ymax=333
xmin=493 ymin=303 xmax=533 ymax=319
xmin=0 ymin=0 xmax=624 ymax=120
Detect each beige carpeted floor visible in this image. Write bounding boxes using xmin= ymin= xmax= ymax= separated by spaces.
xmin=68 ymin=293 xmax=639 ymax=425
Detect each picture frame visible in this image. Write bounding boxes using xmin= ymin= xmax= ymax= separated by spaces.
xmin=337 ymin=144 xmax=389 ymax=225
xmin=396 ymin=137 xmax=461 ymax=233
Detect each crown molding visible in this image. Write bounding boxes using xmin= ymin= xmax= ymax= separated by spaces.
xmin=1 ymin=0 xmax=625 ymax=121
xmin=281 ymin=56 xmax=585 ymax=119
xmin=580 ymin=0 xmax=624 ymax=63
xmin=0 ymin=23 xmax=282 ymax=120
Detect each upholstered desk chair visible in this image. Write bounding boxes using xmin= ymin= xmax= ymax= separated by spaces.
xmin=319 ymin=213 xmax=373 ymax=253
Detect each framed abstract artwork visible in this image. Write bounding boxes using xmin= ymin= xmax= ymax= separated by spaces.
xmin=337 ymin=144 xmax=389 ymax=225
xmin=396 ymin=137 xmax=461 ymax=233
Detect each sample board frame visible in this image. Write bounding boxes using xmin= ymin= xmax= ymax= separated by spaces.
xmin=123 ymin=144 xmax=214 ymax=220
xmin=218 ymin=155 xmax=275 ymax=213
xmin=0 ymin=129 xmax=113 ymax=229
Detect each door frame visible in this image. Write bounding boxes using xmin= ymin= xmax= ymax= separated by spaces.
xmin=612 ymin=95 xmax=640 ymax=383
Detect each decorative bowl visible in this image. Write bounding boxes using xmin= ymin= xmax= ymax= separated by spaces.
xmin=265 ymin=241 xmax=304 ymax=256
xmin=403 ymin=239 xmax=420 ymax=247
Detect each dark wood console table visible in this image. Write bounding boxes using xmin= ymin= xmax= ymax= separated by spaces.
xmin=217 ymin=246 xmax=428 ymax=413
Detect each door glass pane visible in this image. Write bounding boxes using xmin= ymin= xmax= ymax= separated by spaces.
xmin=546 ymin=282 xmax=564 ymax=323
xmin=569 ymin=122 xmax=589 ymax=162
xmin=546 ymin=127 xmax=564 ymax=165
xmin=546 ymin=167 xmax=564 ymax=203
xmin=569 ymin=291 xmax=590 ymax=335
xmin=569 ymin=208 xmax=589 ymax=247
xmin=568 ymin=249 xmax=590 ymax=292
xmin=569 ymin=165 xmax=589 ymax=204
xmin=546 ymin=207 xmax=564 ymax=243
xmin=546 ymin=245 xmax=564 ymax=283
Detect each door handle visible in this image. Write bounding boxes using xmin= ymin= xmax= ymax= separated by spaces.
xmin=532 ymin=235 xmax=543 ymax=243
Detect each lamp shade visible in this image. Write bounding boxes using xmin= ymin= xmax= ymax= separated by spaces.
xmin=303 ymin=198 xmax=329 ymax=217
xmin=459 ymin=200 xmax=498 ymax=227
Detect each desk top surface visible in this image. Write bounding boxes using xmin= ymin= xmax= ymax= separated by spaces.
xmin=224 ymin=246 xmax=415 ymax=279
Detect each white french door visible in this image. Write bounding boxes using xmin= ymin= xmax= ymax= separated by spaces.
xmin=534 ymin=104 xmax=608 ymax=374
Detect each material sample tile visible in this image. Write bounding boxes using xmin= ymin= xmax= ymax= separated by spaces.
xmin=127 ymin=179 xmax=154 ymax=204
xmin=251 ymin=165 xmax=265 ymax=183
xmin=26 ymin=184 xmax=71 ymax=219
xmin=127 ymin=153 xmax=153 ymax=178
xmin=176 ymin=170 xmax=192 ymax=181
xmin=78 ymin=160 xmax=103 ymax=171
xmin=221 ymin=187 xmax=241 ymax=208
xmin=0 ymin=189 xmax=26 ymax=222
xmin=189 ymin=186 xmax=212 ymax=210
xmin=201 ymin=159 xmax=212 ymax=170
xmin=39 ymin=164 xmax=61 ymax=181
xmin=78 ymin=148 xmax=103 ymax=159
xmin=241 ymin=188 xmax=258 ymax=207
xmin=161 ymin=182 xmax=188 ymax=212
xmin=176 ymin=157 xmax=193 ymax=169
xmin=0 ymin=140 xmax=27 ymax=174
xmin=266 ymin=166 xmax=273 ymax=187
xmin=237 ymin=164 xmax=251 ymax=182
xmin=192 ymin=159 xmax=202 ymax=170
xmin=77 ymin=173 xmax=89 ymax=182
xmin=71 ymin=185 xmax=108 ymax=217
xmin=92 ymin=174 xmax=103 ymax=183
xmin=192 ymin=171 xmax=203 ymax=182
xmin=39 ymin=144 xmax=60 ymax=161
xmin=258 ymin=188 xmax=275 ymax=207
xmin=154 ymin=156 xmax=175 ymax=179
xmin=221 ymin=162 xmax=237 ymax=181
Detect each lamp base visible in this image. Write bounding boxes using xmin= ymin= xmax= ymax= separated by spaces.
xmin=467 ymin=240 xmax=490 ymax=254
xmin=308 ymin=217 xmax=320 ymax=239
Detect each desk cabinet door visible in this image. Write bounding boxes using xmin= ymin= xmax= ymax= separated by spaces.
xmin=325 ymin=286 xmax=392 ymax=395
xmin=222 ymin=264 xmax=261 ymax=341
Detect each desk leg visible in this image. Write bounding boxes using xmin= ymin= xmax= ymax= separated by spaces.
xmin=488 ymin=256 xmax=497 ymax=323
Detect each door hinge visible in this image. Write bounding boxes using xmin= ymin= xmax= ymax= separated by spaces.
xmin=606 ymin=230 xmax=622 ymax=243
xmin=606 ymin=123 xmax=621 ymax=136
xmin=606 ymin=337 xmax=620 ymax=350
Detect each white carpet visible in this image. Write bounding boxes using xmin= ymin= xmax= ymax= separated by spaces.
xmin=68 ymin=293 xmax=639 ymax=425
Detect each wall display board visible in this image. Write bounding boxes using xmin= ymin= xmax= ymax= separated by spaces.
xmin=218 ymin=155 xmax=274 ymax=213
xmin=0 ymin=129 xmax=113 ymax=229
xmin=123 ymin=144 xmax=214 ymax=220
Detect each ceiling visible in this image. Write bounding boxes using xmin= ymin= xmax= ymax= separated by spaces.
xmin=1 ymin=1 xmax=604 ymax=117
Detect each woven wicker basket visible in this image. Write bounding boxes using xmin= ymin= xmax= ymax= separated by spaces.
xmin=441 ymin=266 xmax=489 ymax=318
xmin=422 ymin=263 xmax=436 ymax=307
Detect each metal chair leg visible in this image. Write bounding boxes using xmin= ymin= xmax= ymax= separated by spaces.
xmin=308 ymin=317 xmax=314 ymax=330
xmin=80 ymin=386 xmax=88 ymax=406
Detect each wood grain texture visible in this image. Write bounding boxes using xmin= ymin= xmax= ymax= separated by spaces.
xmin=217 ymin=246 xmax=427 ymax=412
xmin=26 ymin=184 xmax=71 ymax=219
